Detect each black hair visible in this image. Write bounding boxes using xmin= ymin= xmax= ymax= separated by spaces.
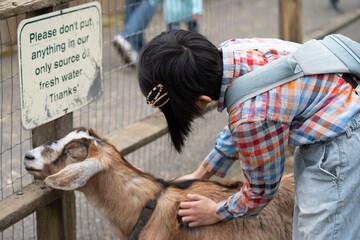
xmin=138 ymin=30 xmax=223 ymax=152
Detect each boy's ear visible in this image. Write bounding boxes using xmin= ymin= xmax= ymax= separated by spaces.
xmin=197 ymin=95 xmax=212 ymax=110
xmin=198 ymin=95 xmax=212 ymax=103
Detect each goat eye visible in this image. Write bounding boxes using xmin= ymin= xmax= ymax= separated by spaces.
xmin=67 ymin=150 xmax=77 ymax=159
xmin=66 ymin=146 xmax=88 ymax=160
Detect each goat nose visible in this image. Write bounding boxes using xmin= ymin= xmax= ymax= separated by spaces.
xmin=25 ymin=153 xmax=35 ymax=161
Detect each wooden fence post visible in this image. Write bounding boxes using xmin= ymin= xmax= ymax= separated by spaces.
xmin=27 ymin=5 xmax=76 ymax=240
xmin=31 ymin=115 xmax=76 ymax=240
xmin=279 ymin=0 xmax=303 ymax=43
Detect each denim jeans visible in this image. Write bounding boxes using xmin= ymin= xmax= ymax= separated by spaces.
xmin=293 ymin=112 xmax=360 ymax=240
xmin=120 ymin=0 xmax=160 ymax=52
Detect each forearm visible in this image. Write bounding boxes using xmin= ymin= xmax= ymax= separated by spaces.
xmin=177 ymin=163 xmax=214 ymax=181
xmin=193 ymin=163 xmax=214 ymax=179
xmin=202 ymin=125 xmax=238 ymax=177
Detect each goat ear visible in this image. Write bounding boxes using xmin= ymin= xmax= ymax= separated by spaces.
xmin=44 ymin=158 xmax=103 ymax=190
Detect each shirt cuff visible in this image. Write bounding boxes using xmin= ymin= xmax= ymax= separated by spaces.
xmin=216 ymin=200 xmax=236 ymax=221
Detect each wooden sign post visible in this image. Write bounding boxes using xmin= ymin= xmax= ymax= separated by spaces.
xmin=279 ymin=0 xmax=303 ymax=43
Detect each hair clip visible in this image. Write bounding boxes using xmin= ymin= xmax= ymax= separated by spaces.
xmin=152 ymin=92 xmax=169 ymax=108
xmin=146 ymin=84 xmax=170 ymax=108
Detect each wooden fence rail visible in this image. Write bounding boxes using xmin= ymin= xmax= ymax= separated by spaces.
xmin=0 ymin=0 xmax=73 ymax=20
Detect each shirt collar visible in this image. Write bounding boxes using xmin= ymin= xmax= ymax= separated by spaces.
xmin=218 ymin=47 xmax=235 ymax=112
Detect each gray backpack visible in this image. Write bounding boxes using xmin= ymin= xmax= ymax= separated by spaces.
xmin=225 ymin=34 xmax=360 ymax=111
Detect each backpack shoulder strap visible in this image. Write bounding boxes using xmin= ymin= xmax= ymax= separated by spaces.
xmin=225 ymin=34 xmax=360 ymax=112
xmin=321 ymin=34 xmax=360 ymax=78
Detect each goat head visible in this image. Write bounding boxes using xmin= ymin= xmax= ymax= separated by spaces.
xmin=24 ymin=128 xmax=104 ymax=190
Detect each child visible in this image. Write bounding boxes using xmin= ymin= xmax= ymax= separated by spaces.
xmin=138 ymin=30 xmax=360 ymax=239
xmin=151 ymin=0 xmax=203 ymax=32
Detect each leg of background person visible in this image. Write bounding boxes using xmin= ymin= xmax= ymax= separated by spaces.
xmin=330 ymin=0 xmax=342 ymax=12
xmin=114 ymin=0 xmax=159 ymax=64
xmin=122 ymin=0 xmax=160 ymax=52
xmin=124 ymin=0 xmax=141 ymax=24
xmin=167 ymin=22 xmax=180 ymax=31
xmin=187 ymin=21 xmax=199 ymax=33
xmin=113 ymin=0 xmax=142 ymax=64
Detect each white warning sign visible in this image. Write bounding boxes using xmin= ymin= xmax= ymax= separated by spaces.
xmin=17 ymin=2 xmax=103 ymax=129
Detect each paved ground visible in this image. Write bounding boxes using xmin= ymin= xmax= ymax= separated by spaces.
xmin=1 ymin=0 xmax=360 ymax=239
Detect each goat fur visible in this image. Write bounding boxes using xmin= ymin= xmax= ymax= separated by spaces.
xmin=24 ymin=128 xmax=294 ymax=240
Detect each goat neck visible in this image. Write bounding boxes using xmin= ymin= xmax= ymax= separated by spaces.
xmin=80 ymin=145 xmax=165 ymax=237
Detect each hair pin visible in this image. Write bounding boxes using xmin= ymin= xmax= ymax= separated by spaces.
xmin=146 ymin=84 xmax=170 ymax=108
xmin=152 ymin=92 xmax=169 ymax=108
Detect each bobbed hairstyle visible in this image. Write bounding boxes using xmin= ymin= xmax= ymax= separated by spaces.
xmin=138 ymin=30 xmax=223 ymax=152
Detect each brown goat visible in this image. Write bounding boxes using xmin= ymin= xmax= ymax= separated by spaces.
xmin=24 ymin=128 xmax=294 ymax=240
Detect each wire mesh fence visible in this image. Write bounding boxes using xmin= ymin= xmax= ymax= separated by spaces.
xmin=1 ymin=0 xmax=360 ymax=239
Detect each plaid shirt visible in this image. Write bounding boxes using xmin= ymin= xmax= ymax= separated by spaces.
xmin=203 ymin=38 xmax=360 ymax=221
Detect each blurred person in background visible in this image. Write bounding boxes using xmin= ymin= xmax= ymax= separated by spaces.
xmin=113 ymin=0 xmax=160 ymax=65
xmin=151 ymin=0 xmax=203 ymax=33
xmin=330 ymin=0 xmax=342 ymax=13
